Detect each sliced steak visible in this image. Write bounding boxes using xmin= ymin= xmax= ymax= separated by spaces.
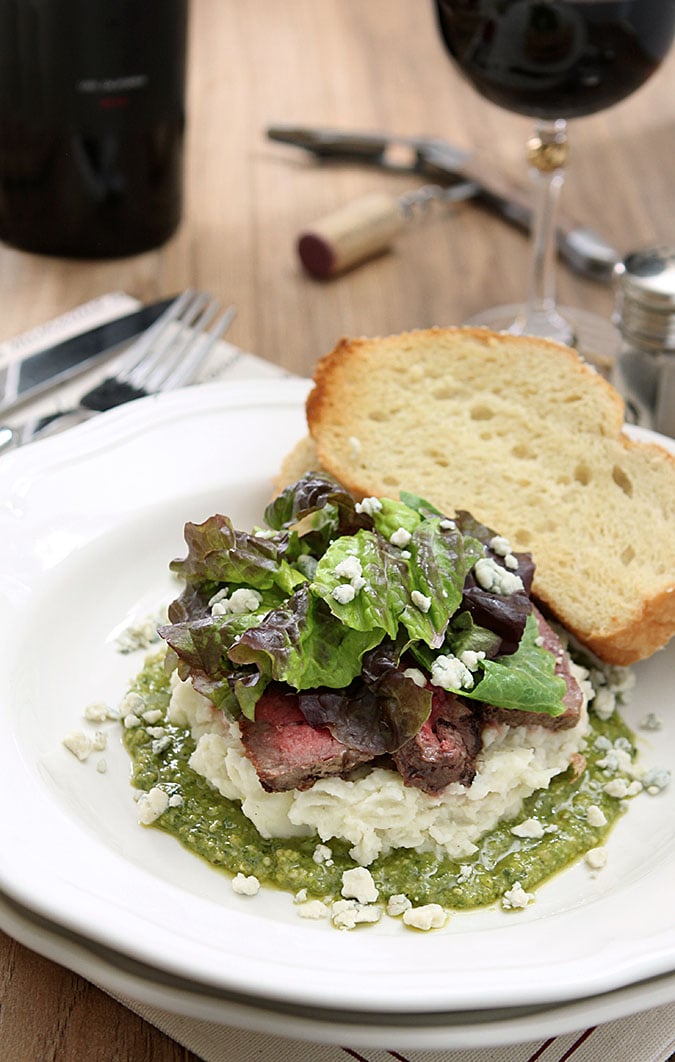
xmin=392 ymin=689 xmax=482 ymax=796
xmin=481 ymin=606 xmax=583 ymax=731
xmin=240 ymin=687 xmax=373 ymax=792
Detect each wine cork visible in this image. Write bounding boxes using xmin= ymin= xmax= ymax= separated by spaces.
xmin=297 ymin=192 xmax=404 ymax=278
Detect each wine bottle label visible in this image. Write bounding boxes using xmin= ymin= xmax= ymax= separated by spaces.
xmin=0 ymin=0 xmax=187 ymax=129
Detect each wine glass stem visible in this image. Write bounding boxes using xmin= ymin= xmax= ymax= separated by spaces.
xmin=516 ymin=118 xmax=574 ymax=344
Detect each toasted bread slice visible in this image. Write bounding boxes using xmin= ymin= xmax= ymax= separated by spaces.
xmin=304 ymin=326 xmax=675 ymax=664
xmin=275 ymin=434 xmax=322 ymax=494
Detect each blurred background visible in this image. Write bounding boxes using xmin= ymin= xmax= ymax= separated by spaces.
xmin=0 ymin=0 xmax=673 ymax=376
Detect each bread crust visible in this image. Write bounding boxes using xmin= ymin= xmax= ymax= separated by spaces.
xmin=303 ymin=326 xmax=675 ymax=664
xmin=307 ymin=326 xmax=625 ymax=436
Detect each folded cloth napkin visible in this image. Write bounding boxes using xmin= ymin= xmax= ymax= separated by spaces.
xmin=0 ymin=290 xmax=290 ymax=427
xmin=7 ymin=295 xmax=675 ymax=1062
xmin=109 ymin=989 xmax=675 ymax=1062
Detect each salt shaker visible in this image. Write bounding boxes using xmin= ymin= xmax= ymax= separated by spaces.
xmin=612 ymin=246 xmax=675 ymax=438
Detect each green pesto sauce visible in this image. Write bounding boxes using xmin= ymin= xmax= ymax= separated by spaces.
xmin=122 ymin=653 xmax=637 ymax=910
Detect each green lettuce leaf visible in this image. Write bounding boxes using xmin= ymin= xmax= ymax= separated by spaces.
xmin=402 ymin=517 xmax=485 ymax=646
xmin=227 ymin=586 xmax=384 ymax=717
xmin=310 ymin=515 xmax=484 ymax=649
xmin=170 ymin=514 xmax=304 ymax=596
xmin=399 ymin=490 xmax=443 ymax=517
xmin=438 ymin=612 xmax=567 ymax=716
xmin=369 ymin=497 xmax=421 ymax=541
xmin=311 ymin=529 xmax=408 ymax=639
xmin=445 ymin=611 xmax=503 ymax=659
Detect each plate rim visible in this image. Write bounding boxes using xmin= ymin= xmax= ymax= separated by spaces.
xmin=2 ymin=883 xmax=675 ymax=1050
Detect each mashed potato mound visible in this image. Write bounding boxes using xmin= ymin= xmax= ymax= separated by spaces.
xmin=168 ymin=669 xmax=590 ymax=866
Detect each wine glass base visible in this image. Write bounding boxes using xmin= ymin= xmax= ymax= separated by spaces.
xmin=464 ymin=303 xmax=620 ymax=378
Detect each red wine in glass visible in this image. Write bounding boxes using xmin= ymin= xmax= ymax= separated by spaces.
xmin=433 ymin=0 xmax=675 ymax=347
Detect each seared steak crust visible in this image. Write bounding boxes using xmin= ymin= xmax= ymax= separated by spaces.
xmin=240 ymin=609 xmax=582 ymax=795
xmin=392 ymin=689 xmax=482 ymax=796
xmin=240 ymin=687 xmax=372 ymax=792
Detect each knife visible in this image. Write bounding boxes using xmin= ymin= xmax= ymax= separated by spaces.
xmin=267 ymin=125 xmax=620 ymax=283
xmin=0 ymin=296 xmax=175 ymax=416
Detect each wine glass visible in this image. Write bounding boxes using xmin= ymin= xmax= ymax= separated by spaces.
xmin=433 ymin=0 xmax=675 ymax=354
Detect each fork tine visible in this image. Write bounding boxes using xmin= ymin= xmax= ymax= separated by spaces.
xmin=113 ymin=290 xmax=196 ymax=378
xmin=3 ymin=290 xmax=236 ymax=443
xmin=124 ymin=291 xmax=212 ymax=390
xmin=131 ymin=294 xmax=219 ymax=392
xmin=156 ymin=304 xmax=237 ymax=392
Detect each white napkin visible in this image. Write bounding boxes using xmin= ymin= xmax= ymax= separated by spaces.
xmin=109 ymin=989 xmax=675 ymax=1062
xmin=0 ymin=290 xmax=289 ymax=427
xmin=6 ymin=295 xmax=675 ymax=1062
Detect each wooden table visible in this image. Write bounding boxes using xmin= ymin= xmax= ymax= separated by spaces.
xmin=1 ymin=2 xmax=673 ymax=1057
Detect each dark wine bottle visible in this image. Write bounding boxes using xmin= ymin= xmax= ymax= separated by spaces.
xmin=0 ymin=0 xmax=188 ymax=258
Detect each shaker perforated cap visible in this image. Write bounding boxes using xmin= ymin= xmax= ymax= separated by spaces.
xmin=614 ymin=246 xmax=675 ymax=351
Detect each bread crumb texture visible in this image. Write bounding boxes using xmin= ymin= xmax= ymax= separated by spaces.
xmin=304 ymin=326 xmax=675 ymax=664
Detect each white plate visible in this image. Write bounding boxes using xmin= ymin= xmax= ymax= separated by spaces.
xmin=0 ymin=379 xmax=674 ymax=1020
xmin=3 ymin=884 xmax=675 ymax=1051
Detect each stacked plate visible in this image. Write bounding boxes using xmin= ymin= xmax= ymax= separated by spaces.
xmin=1 ymin=379 xmax=673 ymax=1050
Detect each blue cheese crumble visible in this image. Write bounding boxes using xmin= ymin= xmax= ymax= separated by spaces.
xmin=585 ymin=847 xmax=608 ymax=871
xmin=488 ymin=534 xmax=520 ymax=571
xmin=332 ymin=584 xmax=356 ymax=604
xmin=642 ymin=768 xmax=671 ymax=795
xmin=639 ymin=712 xmax=663 ymax=732
xmin=334 ymin=555 xmax=366 ymax=590
xmin=502 ymin=882 xmax=534 ymax=910
xmin=63 ymin=730 xmax=94 ymax=761
xmin=355 ymin=497 xmax=382 ymax=516
xmin=331 ymin=899 xmax=381 ymax=929
xmin=430 ymin=653 xmax=475 ymax=691
xmin=386 ymin=894 xmax=413 ymax=917
xmin=402 ymin=903 xmax=447 ymax=931
xmin=474 ymin=556 xmax=523 ymax=596
xmin=332 ymin=555 xmax=367 ymax=604
xmin=411 ymin=589 xmax=431 ymax=613
xmin=114 ymin=612 xmax=166 ymax=654
xmin=587 ymin=805 xmax=608 ymax=828
xmin=209 ymin=587 xmax=262 ymax=616
xmin=313 ymin=843 xmax=334 ymax=866
xmin=341 ymin=867 xmax=379 ymax=904
xmin=390 ymin=527 xmax=412 ymax=548
xmin=137 ymin=786 xmax=170 ymax=824
xmin=231 ymin=872 xmax=261 ymax=896
xmin=511 ymin=817 xmax=545 ymax=839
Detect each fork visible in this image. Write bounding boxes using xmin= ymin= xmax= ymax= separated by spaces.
xmin=0 ymin=291 xmax=235 ymax=454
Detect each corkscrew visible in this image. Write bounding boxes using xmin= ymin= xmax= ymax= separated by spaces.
xmin=296 ymin=182 xmax=478 ymax=279
xmin=267 ymin=124 xmax=620 ymax=282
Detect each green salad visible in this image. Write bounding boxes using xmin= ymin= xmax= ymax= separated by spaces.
xmin=159 ymin=472 xmax=568 ymax=736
